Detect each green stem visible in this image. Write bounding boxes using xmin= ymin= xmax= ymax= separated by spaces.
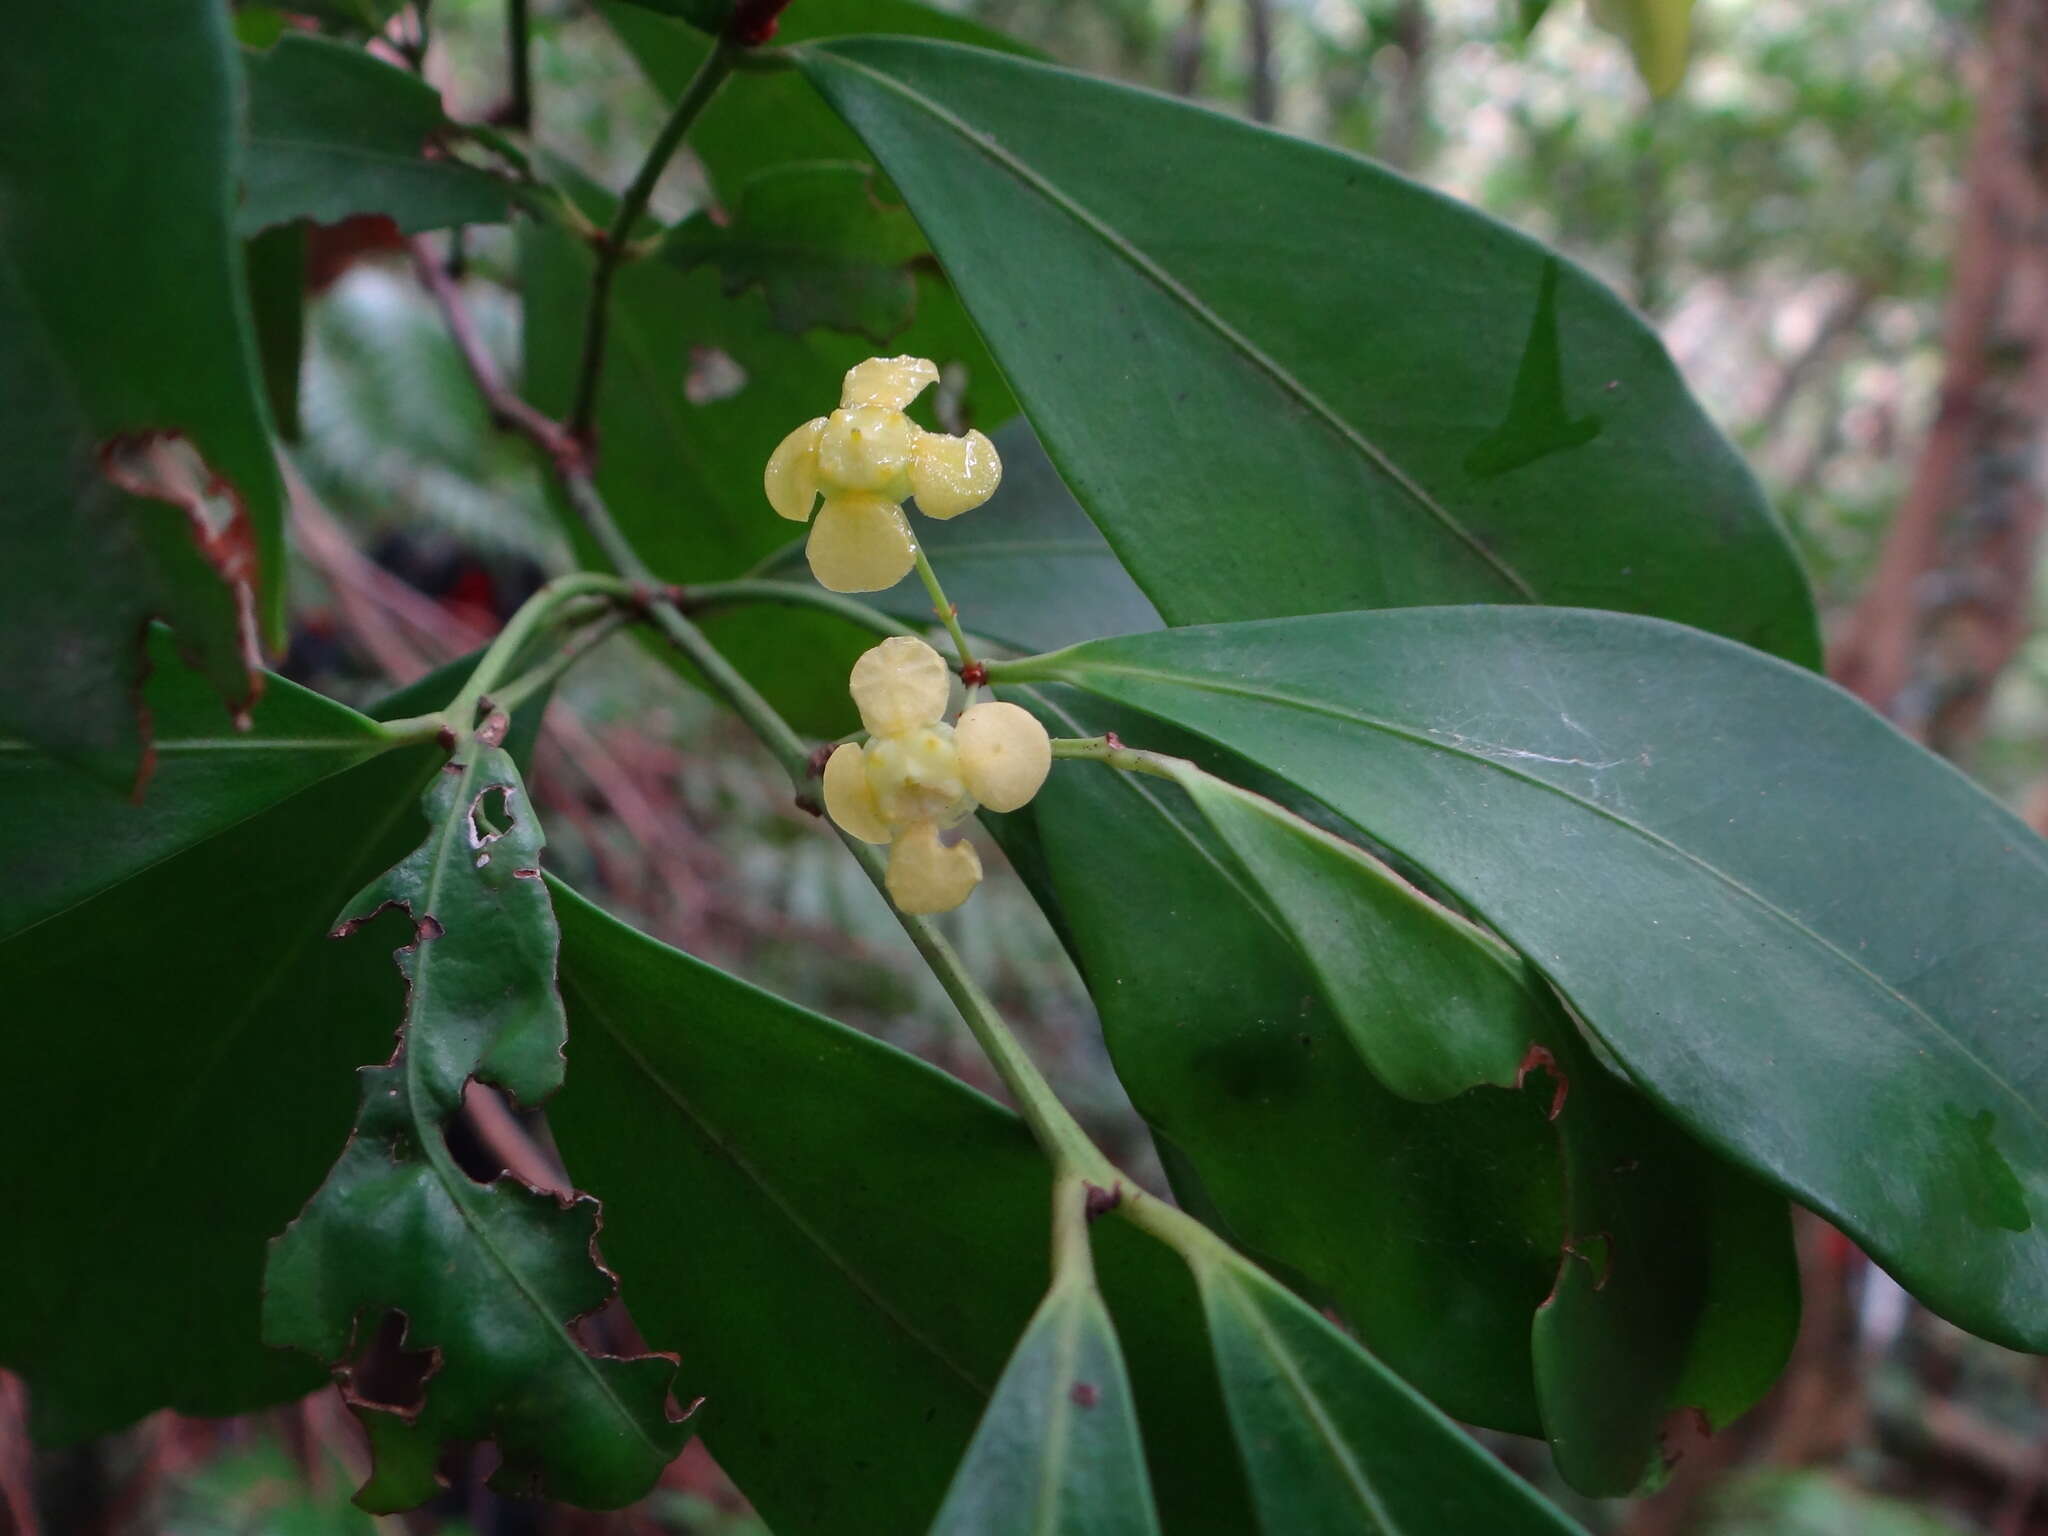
xmin=488 ymin=609 xmax=632 ymax=716
xmin=558 ymin=474 xmax=1114 ymax=1180
xmin=912 ymin=544 xmax=978 ymax=671
xmin=682 ymin=578 xmax=918 ymax=641
xmin=1050 ymin=1173 xmax=1097 ymax=1283
xmin=374 ymin=711 xmax=461 ymax=747
xmin=567 ymin=40 xmax=739 ymax=440
xmin=1049 ymin=735 xmax=1185 ymax=782
xmin=444 ymin=571 xmax=636 ymax=737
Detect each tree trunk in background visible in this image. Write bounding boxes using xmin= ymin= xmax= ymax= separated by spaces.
xmin=1244 ymin=0 xmax=1276 ymax=122
xmin=1375 ymin=0 xmax=1431 ymax=174
xmin=1168 ymin=0 xmax=1207 ymax=96
xmin=1833 ymin=0 xmax=2048 ymax=760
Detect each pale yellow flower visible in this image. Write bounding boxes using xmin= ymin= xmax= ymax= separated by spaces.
xmin=764 ymin=356 xmax=1002 ymax=593
xmin=822 ymin=636 xmax=1051 ymax=913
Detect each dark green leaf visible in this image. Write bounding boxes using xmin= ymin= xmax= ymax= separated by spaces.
xmin=607 ymin=0 xmax=734 ymax=32
xmin=0 ymin=0 xmax=286 ymax=777
xmin=931 ymin=1269 xmax=1161 ymax=1536
xmin=1171 ymin=763 xmax=1535 ymax=1102
xmin=247 ymin=225 xmax=307 ymax=441
xmin=797 ymin=39 xmax=1819 ymax=667
xmin=997 ymin=688 xmax=1794 ymax=1489
xmin=754 ymin=419 xmax=1163 ymax=653
xmin=601 ymin=0 xmax=1030 ymax=203
xmin=0 ymin=663 xmax=455 ymax=1441
xmin=1005 ymin=606 xmax=2048 ymax=1350
xmin=1198 ymin=1256 xmax=1585 ymax=1534
xmin=546 ymin=883 xmax=1258 ymax=1536
xmin=264 ymin=740 xmax=686 ymax=1511
xmin=666 ymin=160 xmax=927 ymax=343
xmin=239 ymin=33 xmax=514 ymax=238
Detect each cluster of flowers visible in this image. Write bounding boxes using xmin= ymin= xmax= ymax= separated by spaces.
xmin=765 ymin=356 xmax=1048 ymax=913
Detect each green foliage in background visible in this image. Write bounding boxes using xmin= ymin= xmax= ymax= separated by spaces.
xmin=2 ymin=1 xmax=2042 ymax=1533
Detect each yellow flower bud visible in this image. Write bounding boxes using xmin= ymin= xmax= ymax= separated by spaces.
xmin=909 ymin=428 xmax=1002 ymax=520
xmin=865 ymin=723 xmax=975 ymax=830
xmin=848 ymin=635 xmax=950 ymax=737
xmin=955 ymin=701 xmax=1051 ymax=813
xmin=764 ymin=417 xmax=827 ymax=521
xmin=817 ymin=406 xmax=919 ymax=497
xmin=822 ymin=742 xmax=891 ymax=844
xmin=841 ymin=355 xmax=939 ymax=411
xmin=765 ymin=356 xmax=1003 ymax=591
xmin=807 ymin=494 xmax=916 ymax=594
xmin=885 ymin=820 xmax=983 ymax=914
xmin=824 ymin=638 xmax=1053 ymax=914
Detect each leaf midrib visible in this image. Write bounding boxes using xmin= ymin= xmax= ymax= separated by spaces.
xmin=1213 ymin=1268 xmax=1394 ymax=1532
xmin=401 ymin=753 xmax=671 ymax=1461
xmin=807 ymin=46 xmax=1537 ymax=604
xmin=1060 ymin=658 xmax=2048 ymax=1147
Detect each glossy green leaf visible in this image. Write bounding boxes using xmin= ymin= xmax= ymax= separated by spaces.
xmin=0 ymin=664 xmax=467 ymax=1442
xmin=798 ymin=39 xmax=1819 ymax=667
xmin=1003 ymin=606 xmax=2048 ymax=1350
xmin=997 ymin=688 xmax=1795 ymax=1489
xmin=601 ymin=0 xmax=1029 ymax=203
xmin=665 ymin=160 xmax=927 ymax=342
xmin=264 ymin=737 xmax=686 ymax=1512
xmin=0 ymin=0 xmax=285 ymax=777
xmin=546 ymin=883 xmax=1258 ymax=1536
xmin=1172 ymin=764 xmax=1535 ymax=1102
xmin=1198 ymin=1256 xmax=1585 ymax=1535
xmin=755 ymin=419 xmax=1163 ymax=653
xmin=931 ymin=1268 xmax=1161 ymax=1536
xmin=240 ymin=33 xmax=514 ymax=238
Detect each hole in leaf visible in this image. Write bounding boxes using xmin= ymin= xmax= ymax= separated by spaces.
xmin=340 ymin=1310 xmax=439 ymax=1419
xmin=468 ymin=784 xmax=515 ymax=850
xmin=685 ymin=346 xmax=747 ymax=405
xmin=441 ymin=1104 xmax=504 ymax=1186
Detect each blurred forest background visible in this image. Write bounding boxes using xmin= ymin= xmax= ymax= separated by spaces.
xmin=10 ymin=0 xmax=2048 ymax=1532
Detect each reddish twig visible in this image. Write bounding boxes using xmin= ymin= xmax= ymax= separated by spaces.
xmin=406 ymin=237 xmax=585 ymax=472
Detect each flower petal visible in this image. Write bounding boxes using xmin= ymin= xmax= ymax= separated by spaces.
xmin=908 ymin=428 xmax=1002 ymax=520
xmin=849 ymin=635 xmax=951 ymax=737
xmin=822 ymin=742 xmax=891 ymax=844
xmin=764 ymin=416 xmax=827 ymax=521
xmin=840 ymin=355 xmax=939 ymax=412
xmin=885 ymin=820 xmax=983 ymax=914
xmin=806 ymin=494 xmax=916 ymax=593
xmin=955 ymin=701 xmax=1051 ymax=812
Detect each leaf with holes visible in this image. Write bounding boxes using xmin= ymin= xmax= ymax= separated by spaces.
xmin=546 ymin=882 xmax=1260 ymax=1536
xmin=994 ymin=688 xmax=1794 ymax=1491
xmin=239 ymin=33 xmax=514 ymax=238
xmin=796 ymin=38 xmax=1818 ymax=666
xmin=0 ymin=658 xmax=527 ymax=1443
xmin=665 ymin=160 xmax=928 ymax=343
xmin=1002 ymin=606 xmax=2048 ymax=1351
xmin=1199 ymin=1256 xmax=1586 ymax=1534
xmin=0 ymin=0 xmax=285 ymax=779
xmin=263 ymin=734 xmax=687 ymax=1512
xmin=931 ymin=1263 xmax=1161 ymax=1536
